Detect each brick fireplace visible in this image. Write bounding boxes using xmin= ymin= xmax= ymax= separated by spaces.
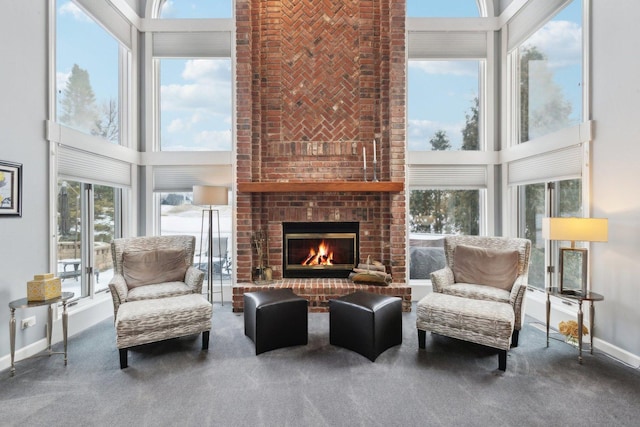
xmin=233 ymin=0 xmax=407 ymax=311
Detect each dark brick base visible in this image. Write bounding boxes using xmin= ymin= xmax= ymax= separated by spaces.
xmin=232 ymin=279 xmax=412 ymax=313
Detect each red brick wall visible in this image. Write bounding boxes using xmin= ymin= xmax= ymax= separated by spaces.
xmin=236 ymin=0 xmax=406 ymax=282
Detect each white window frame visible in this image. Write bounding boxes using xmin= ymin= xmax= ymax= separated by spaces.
xmin=48 ymin=0 xmax=138 ymax=301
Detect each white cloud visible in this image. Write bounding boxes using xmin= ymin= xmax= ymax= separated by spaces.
xmin=182 ymin=59 xmax=230 ymax=81
xmin=194 ymin=130 xmax=232 ymax=150
xmin=525 ymin=20 xmax=582 ymax=68
xmin=409 ymin=60 xmax=478 ymax=76
xmin=59 ymin=1 xmax=92 ymax=22
xmin=161 ymin=60 xmax=232 ymax=114
xmin=167 ymin=118 xmax=184 ymax=133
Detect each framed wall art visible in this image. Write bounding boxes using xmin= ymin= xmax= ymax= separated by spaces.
xmin=0 ymin=160 xmax=22 ymax=217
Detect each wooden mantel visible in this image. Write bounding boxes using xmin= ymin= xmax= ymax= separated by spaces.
xmin=237 ymin=181 xmax=404 ymax=193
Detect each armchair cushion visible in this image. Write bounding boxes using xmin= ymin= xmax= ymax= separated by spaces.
xmin=452 ymin=245 xmax=519 ymax=291
xmin=123 ymin=248 xmax=187 ymax=289
xmin=126 ymin=281 xmax=193 ymax=302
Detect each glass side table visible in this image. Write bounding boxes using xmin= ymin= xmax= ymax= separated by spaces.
xmin=546 ymin=287 xmax=604 ymax=364
xmin=8 ymin=292 xmax=74 ymax=377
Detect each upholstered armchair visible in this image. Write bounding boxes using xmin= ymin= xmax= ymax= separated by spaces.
xmin=108 ymin=235 xmax=205 ymax=319
xmin=430 ymin=235 xmax=531 ymax=345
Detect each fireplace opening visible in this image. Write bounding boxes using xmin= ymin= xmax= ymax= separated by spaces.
xmin=283 ymin=222 xmax=359 ymax=278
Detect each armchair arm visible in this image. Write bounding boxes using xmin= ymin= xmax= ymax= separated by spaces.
xmin=509 ymin=275 xmax=528 ymax=330
xmin=430 ymin=267 xmax=455 ymax=293
xmin=185 ymin=266 xmax=205 ymax=294
xmin=108 ymin=273 xmax=128 ymax=321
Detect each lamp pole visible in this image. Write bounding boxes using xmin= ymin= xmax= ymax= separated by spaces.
xmin=203 ymin=206 xmax=224 ymax=305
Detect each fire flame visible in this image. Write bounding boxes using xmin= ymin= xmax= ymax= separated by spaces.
xmin=301 ymin=240 xmax=334 ymax=266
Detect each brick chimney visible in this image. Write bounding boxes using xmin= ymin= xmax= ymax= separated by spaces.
xmin=235 ymin=0 xmax=406 ymax=283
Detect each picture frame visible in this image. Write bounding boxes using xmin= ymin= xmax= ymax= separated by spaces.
xmin=559 ymin=247 xmax=588 ymax=295
xmin=0 ymin=160 xmax=23 ymax=217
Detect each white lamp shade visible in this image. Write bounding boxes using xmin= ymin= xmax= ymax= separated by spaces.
xmin=541 ymin=217 xmax=608 ymax=243
xmin=192 ymin=185 xmax=228 ymax=206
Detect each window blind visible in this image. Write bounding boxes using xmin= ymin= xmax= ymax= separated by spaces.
xmin=408 ymin=165 xmax=487 ymax=189
xmin=153 ymin=32 xmax=232 ymax=57
xmin=152 ymin=165 xmax=232 ymax=192
xmin=507 ymin=144 xmax=582 ymax=186
xmin=408 ymin=31 xmax=487 ymax=58
xmin=58 ymin=145 xmax=131 ymax=188
xmin=75 ymin=0 xmax=133 ymax=49
xmin=506 ymin=0 xmax=570 ymax=52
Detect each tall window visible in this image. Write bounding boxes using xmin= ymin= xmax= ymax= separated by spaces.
xmin=54 ymin=0 xmax=131 ymax=300
xmin=56 ymin=0 xmax=121 ymax=144
xmin=159 ymin=58 xmax=232 ymax=151
xmin=408 ymin=60 xmax=481 ymax=151
xmin=517 ymin=1 xmax=583 ymax=143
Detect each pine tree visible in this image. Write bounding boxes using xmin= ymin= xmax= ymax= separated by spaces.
xmin=409 ymin=131 xmax=451 ymax=234
xmin=450 ymin=97 xmax=481 ymax=235
xmin=519 ymin=46 xmax=572 ymax=142
xmin=59 ymin=64 xmax=99 ymax=134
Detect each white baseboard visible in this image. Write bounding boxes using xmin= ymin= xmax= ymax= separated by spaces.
xmin=0 ymin=294 xmax=113 ymax=373
xmin=410 ymin=280 xmax=432 ymax=301
xmin=593 ymin=337 xmax=640 ymax=368
xmin=525 ymin=287 xmax=640 ymax=368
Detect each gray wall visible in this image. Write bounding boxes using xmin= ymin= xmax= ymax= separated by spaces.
xmin=590 ymin=0 xmax=640 ymax=357
xmin=0 ymin=1 xmax=50 ymax=356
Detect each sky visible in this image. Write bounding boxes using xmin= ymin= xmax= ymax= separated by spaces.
xmin=56 ymin=0 xmax=582 ymax=152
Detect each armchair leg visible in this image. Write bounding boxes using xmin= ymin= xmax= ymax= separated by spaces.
xmin=418 ymin=329 xmax=426 ymax=349
xmin=498 ymin=350 xmax=507 ymax=371
xmin=511 ymin=329 xmax=519 ymax=348
xmin=119 ymin=349 xmax=128 ymax=369
xmin=202 ymin=331 xmax=210 ymax=350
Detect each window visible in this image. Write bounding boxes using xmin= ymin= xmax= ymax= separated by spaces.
xmin=408 ymin=188 xmax=483 ymax=280
xmin=516 ymin=0 xmax=583 ymax=143
xmin=57 ymin=180 xmax=122 ymax=297
xmin=53 ymin=0 xmax=132 ymax=300
xmin=158 ymin=58 xmax=232 ymax=151
xmin=56 ymin=0 xmax=121 ymax=144
xmin=159 ymin=0 xmax=232 ymax=19
xmin=408 ymin=60 xmax=481 ymax=151
xmin=410 ymin=189 xmax=481 ymax=236
xmin=407 ymin=0 xmax=480 ymax=17
xmin=158 ymin=191 xmax=233 ymax=282
xmin=518 ymin=179 xmax=582 ymax=290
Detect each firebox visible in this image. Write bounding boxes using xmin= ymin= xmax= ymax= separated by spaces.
xmin=283 ymin=222 xmax=359 ymax=278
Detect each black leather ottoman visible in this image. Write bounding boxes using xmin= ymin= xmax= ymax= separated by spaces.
xmin=329 ymin=291 xmax=402 ymax=361
xmin=244 ymin=289 xmax=308 ymax=355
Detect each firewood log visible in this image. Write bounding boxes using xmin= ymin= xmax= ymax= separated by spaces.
xmin=356 ymin=263 xmax=386 ymax=272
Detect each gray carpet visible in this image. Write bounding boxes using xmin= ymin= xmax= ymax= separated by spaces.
xmin=1 ymin=303 xmax=639 ymax=427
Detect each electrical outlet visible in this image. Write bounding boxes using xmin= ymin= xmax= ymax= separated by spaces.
xmin=21 ymin=316 xmax=36 ymax=330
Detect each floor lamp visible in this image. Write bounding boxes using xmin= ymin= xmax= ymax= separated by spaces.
xmin=193 ymin=185 xmax=228 ymax=304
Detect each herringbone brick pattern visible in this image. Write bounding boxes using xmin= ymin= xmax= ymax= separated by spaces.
xmin=281 ymin=0 xmax=360 ymax=142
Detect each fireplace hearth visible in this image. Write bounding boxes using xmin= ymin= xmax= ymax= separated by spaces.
xmin=283 ymin=222 xmax=359 ymax=278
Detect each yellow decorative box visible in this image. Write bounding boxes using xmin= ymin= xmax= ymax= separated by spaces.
xmin=27 ymin=273 xmax=62 ymax=301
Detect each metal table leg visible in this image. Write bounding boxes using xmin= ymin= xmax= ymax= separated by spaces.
xmin=577 ymin=300 xmax=584 ymax=364
xmin=10 ymin=308 xmax=16 ymax=377
xmin=62 ymin=300 xmax=69 ymax=365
